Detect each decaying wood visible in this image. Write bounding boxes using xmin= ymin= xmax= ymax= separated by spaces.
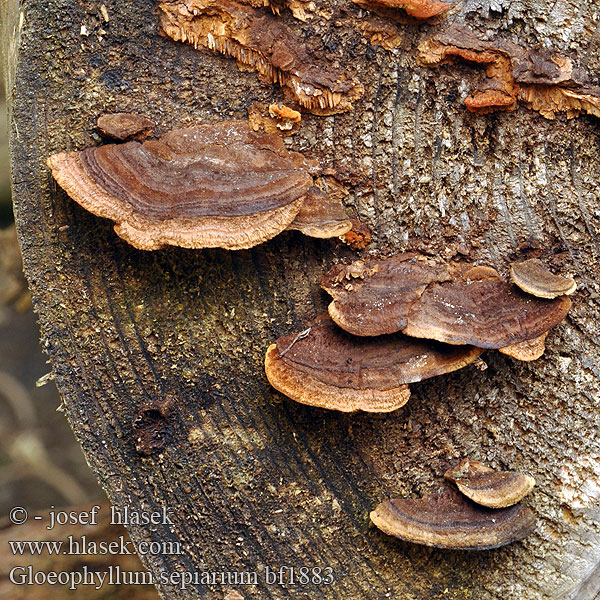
xmin=4 ymin=0 xmax=600 ymax=598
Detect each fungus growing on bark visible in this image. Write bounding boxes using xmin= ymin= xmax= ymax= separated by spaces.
xmin=338 ymin=218 xmax=372 ymax=250
xmin=359 ymin=18 xmax=404 ymax=51
xmin=96 ymin=113 xmax=155 ymax=141
xmin=158 ymin=0 xmax=363 ymax=115
xmin=417 ymin=26 xmax=600 ymax=119
xmin=370 ymin=486 xmax=536 ymax=550
xmin=269 ymin=103 xmax=302 ymax=126
xmin=444 ymin=459 xmax=535 ymax=508
xmin=47 ymin=121 xmax=323 ymax=250
xmin=321 ymin=254 xmax=450 ymax=337
xmin=264 ymin=316 xmax=483 ymax=413
xmin=238 ymin=0 xmax=315 ymax=21
xmin=510 ymin=258 xmax=576 ymax=299
xmin=248 ymin=102 xmax=302 ymax=134
xmin=352 ymin=0 xmax=451 ymax=21
xmin=498 ymin=332 xmax=548 ymax=362
xmin=287 ymin=186 xmax=352 ymax=238
xmin=321 ymin=254 xmax=571 ymax=348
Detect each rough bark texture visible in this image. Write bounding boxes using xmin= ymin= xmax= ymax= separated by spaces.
xmin=4 ymin=0 xmax=600 ymax=598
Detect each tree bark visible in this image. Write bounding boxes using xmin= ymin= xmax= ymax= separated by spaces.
xmin=4 ymin=0 xmax=600 ymax=598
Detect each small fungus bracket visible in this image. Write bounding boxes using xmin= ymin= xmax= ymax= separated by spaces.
xmin=444 ymin=459 xmax=536 ymax=508
xmin=370 ymin=486 xmax=536 ymax=550
xmin=96 ymin=112 xmax=155 ymax=141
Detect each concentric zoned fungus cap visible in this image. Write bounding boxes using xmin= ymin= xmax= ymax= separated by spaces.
xmin=352 ymin=0 xmax=451 ymax=20
xmin=47 ymin=121 xmax=316 ymax=250
xmin=158 ymin=0 xmax=363 ymax=115
xmin=321 ymin=254 xmax=452 ymax=337
xmin=498 ymin=332 xmax=548 ymax=362
xmin=322 ymin=254 xmax=572 ymax=348
xmin=287 ymin=186 xmax=352 ymax=238
xmin=264 ymin=316 xmax=483 ymax=413
xmin=444 ymin=459 xmax=536 ymax=508
xmin=370 ymin=486 xmax=536 ymax=550
xmin=96 ymin=113 xmax=155 ymax=141
xmin=510 ymin=259 xmax=577 ymax=299
xmin=402 ymin=264 xmax=572 ymax=348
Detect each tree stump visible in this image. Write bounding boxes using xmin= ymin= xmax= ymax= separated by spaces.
xmin=4 ymin=0 xmax=600 ymax=598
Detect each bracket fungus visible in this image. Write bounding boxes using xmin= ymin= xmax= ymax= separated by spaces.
xmin=47 ymin=120 xmax=348 ymax=250
xmin=264 ymin=316 xmax=483 ymax=413
xmin=352 ymin=0 xmax=451 ymax=21
xmin=417 ymin=26 xmax=600 ymax=119
xmin=370 ymin=486 xmax=536 ymax=550
xmin=444 ymin=459 xmax=535 ymax=508
xmin=158 ymin=0 xmax=364 ymax=114
xmin=497 ymin=333 xmax=548 ymax=362
xmin=96 ymin=113 xmax=155 ymax=141
xmin=321 ymin=254 xmax=571 ymax=353
xmin=510 ymin=258 xmax=577 ymax=300
xmin=287 ymin=186 xmax=352 ymax=238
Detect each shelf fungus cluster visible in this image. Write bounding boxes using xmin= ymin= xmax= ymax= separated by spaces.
xmin=265 ymin=254 xmax=574 ymax=412
xmin=47 ymin=120 xmax=351 ymax=250
xmin=417 ymin=26 xmax=600 ymax=119
xmin=370 ymin=460 xmax=536 ymax=550
xmin=320 ymin=253 xmax=573 ymax=362
xmin=158 ymin=0 xmax=364 ymax=114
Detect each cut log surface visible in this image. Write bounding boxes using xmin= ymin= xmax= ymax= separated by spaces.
xmin=4 ymin=0 xmax=600 ymax=598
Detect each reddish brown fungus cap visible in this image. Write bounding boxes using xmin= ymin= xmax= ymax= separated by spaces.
xmin=338 ymin=218 xmax=372 ymax=250
xmin=287 ymin=186 xmax=352 ymax=238
xmin=510 ymin=258 xmax=577 ymax=299
xmin=47 ymin=121 xmax=315 ymax=250
xmin=321 ymin=254 xmax=452 ymax=337
xmin=444 ymin=459 xmax=536 ymax=508
xmin=370 ymin=486 xmax=536 ymax=550
xmin=96 ymin=113 xmax=155 ymax=141
xmin=322 ymin=254 xmax=571 ymax=348
xmin=352 ymin=0 xmax=451 ymax=20
xmin=264 ymin=316 xmax=483 ymax=413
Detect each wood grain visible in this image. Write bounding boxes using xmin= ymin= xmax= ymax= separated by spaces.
xmin=4 ymin=0 xmax=600 ymax=598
